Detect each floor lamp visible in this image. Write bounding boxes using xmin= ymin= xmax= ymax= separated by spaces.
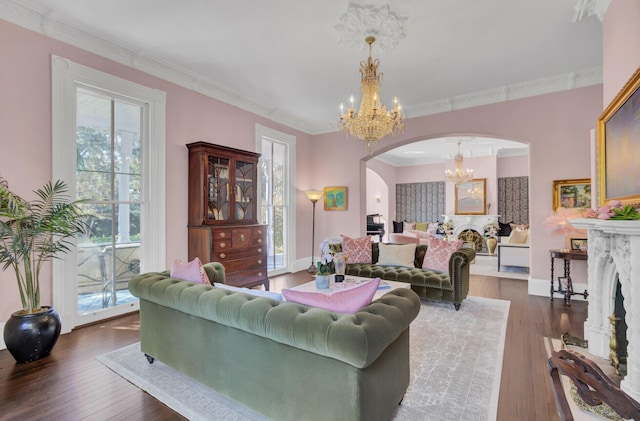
xmin=305 ymin=190 xmax=324 ymax=273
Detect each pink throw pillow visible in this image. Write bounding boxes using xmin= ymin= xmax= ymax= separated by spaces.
xmin=282 ymin=278 xmax=381 ymax=313
xmin=341 ymin=235 xmax=372 ymax=264
xmin=170 ymin=257 xmax=210 ymax=284
xmin=422 ymin=237 xmax=463 ymax=273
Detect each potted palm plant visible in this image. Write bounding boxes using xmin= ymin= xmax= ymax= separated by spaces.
xmin=0 ymin=176 xmax=88 ymax=363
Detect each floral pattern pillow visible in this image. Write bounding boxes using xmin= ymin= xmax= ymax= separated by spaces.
xmin=422 ymin=237 xmax=463 ymax=273
xmin=341 ymin=235 xmax=372 ymax=264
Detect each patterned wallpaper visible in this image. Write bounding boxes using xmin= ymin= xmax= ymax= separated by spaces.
xmin=396 ymin=182 xmax=446 ymax=223
xmin=497 ymin=176 xmax=529 ymax=224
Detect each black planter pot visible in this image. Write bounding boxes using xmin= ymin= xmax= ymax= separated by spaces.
xmin=4 ymin=306 xmax=62 ymax=364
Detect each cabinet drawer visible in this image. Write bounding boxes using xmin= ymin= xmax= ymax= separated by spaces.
xmin=211 ymin=229 xmax=232 ymax=240
xmin=213 ymin=246 xmax=265 ymax=261
xmin=252 ymin=226 xmax=266 ymax=237
xmin=226 ymin=270 xmax=268 ymax=288
xmin=231 ymin=228 xmax=253 ymax=249
xmin=223 ymin=258 xmax=265 ymax=273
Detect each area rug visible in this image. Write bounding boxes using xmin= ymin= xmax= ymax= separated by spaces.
xmin=97 ymin=296 xmax=510 ymax=421
xmin=470 ymin=255 xmax=529 ymax=280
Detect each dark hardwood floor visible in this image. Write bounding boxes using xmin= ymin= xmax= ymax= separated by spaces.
xmin=0 ymin=272 xmax=587 ymax=421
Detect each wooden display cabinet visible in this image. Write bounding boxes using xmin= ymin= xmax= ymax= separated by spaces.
xmin=187 ymin=142 xmax=268 ymax=289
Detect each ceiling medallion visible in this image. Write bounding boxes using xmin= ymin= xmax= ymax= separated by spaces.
xmin=338 ymin=36 xmax=403 ymax=154
xmin=335 ymin=3 xmax=407 ymax=54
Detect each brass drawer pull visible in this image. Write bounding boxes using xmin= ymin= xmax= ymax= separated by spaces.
xmin=219 ymin=242 xmax=226 ymax=248
xmin=240 ymin=234 xmax=246 ymax=242
xmin=257 ymin=230 xmax=262 ymax=235
xmin=258 ymin=272 xmax=263 ymax=277
xmin=258 ymin=248 xmax=262 ymax=253
xmin=257 ymin=238 xmax=262 ymax=244
xmin=219 ymin=232 xmax=226 ymax=238
xmin=220 ymin=253 xmax=226 ymax=259
xmin=257 ymin=259 xmax=262 ymax=264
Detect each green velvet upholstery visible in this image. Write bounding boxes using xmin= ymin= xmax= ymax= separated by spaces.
xmin=128 ymin=267 xmax=421 ymax=421
xmin=346 ymin=242 xmax=475 ymax=310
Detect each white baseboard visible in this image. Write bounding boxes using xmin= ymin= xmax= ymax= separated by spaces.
xmin=528 ymin=277 xmax=588 ymax=302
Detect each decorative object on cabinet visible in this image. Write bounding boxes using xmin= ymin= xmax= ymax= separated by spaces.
xmin=598 ymin=66 xmax=640 ymax=206
xmin=186 ymin=142 xmax=268 ymax=290
xmin=455 ymin=178 xmax=486 ymax=215
xmin=305 ymin=190 xmax=324 ymax=273
xmin=552 ymin=178 xmax=591 ymax=210
xmin=324 ymin=186 xmax=348 ymax=211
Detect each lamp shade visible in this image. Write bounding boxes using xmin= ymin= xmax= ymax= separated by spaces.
xmin=305 ymin=190 xmax=324 ymax=203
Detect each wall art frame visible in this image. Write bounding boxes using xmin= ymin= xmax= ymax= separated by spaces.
xmin=552 ymin=178 xmax=591 ymax=210
xmin=570 ymin=238 xmax=588 ymax=251
xmin=455 ymin=178 xmax=486 ymax=215
xmin=323 ymin=186 xmax=348 ymax=211
xmin=597 ymin=66 xmax=640 ymax=206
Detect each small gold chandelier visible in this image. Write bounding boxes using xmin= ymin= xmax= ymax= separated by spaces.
xmin=445 ymin=140 xmax=474 ymax=184
xmin=338 ymin=36 xmax=403 ymax=154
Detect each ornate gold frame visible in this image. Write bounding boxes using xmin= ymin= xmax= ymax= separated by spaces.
xmin=552 ymin=178 xmax=591 ymax=210
xmin=597 ymin=67 xmax=640 ymax=206
xmin=455 ymin=178 xmax=486 ymax=215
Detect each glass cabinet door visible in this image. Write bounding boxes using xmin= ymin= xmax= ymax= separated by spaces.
xmin=235 ymin=159 xmax=255 ymax=221
xmin=208 ymin=156 xmax=230 ymax=221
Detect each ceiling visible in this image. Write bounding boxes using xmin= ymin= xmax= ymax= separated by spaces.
xmin=6 ymin=0 xmax=604 ymax=162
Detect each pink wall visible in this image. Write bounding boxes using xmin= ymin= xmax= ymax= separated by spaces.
xmin=314 ymin=86 xmax=602 ymax=284
xmin=497 ymin=155 xmax=529 ymax=177
xmin=603 ymin=0 xmax=640 ymax=107
xmin=0 ymin=20 xmax=313 ymax=320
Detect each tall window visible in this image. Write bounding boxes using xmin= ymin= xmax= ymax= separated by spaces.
xmin=256 ymin=125 xmax=295 ymax=276
xmin=52 ymin=56 xmax=166 ymax=330
xmin=75 ymin=88 xmax=143 ymax=310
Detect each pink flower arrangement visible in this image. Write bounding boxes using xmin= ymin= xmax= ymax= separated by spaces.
xmin=583 ymin=200 xmax=640 ymax=220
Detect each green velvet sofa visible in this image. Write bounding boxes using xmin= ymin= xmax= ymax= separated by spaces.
xmin=129 ymin=262 xmax=421 ymax=421
xmin=345 ymin=242 xmax=475 ymax=310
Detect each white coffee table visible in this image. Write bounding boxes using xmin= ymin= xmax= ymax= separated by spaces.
xmin=289 ymin=275 xmax=410 ymax=301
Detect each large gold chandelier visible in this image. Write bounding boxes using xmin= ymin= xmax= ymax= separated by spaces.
xmin=338 ymin=36 xmax=403 ymax=154
xmin=445 ymin=140 xmax=474 ymax=184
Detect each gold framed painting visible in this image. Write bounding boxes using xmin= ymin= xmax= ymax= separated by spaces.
xmin=323 ymin=186 xmax=348 ymax=211
xmin=597 ymin=66 xmax=640 ymax=206
xmin=553 ymin=179 xmax=591 ymax=210
xmin=455 ymin=178 xmax=486 ymax=215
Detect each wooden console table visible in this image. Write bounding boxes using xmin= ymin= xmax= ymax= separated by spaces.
xmin=550 ymin=249 xmax=588 ymax=305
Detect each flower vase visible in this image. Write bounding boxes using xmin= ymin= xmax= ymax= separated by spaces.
xmin=486 ymin=237 xmax=497 ymax=256
xmin=334 ymin=253 xmax=347 ymax=276
xmin=316 ymin=275 xmax=330 ymax=289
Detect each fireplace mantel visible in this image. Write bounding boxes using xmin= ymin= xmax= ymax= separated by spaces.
xmin=570 ymin=217 xmax=640 ymax=401
xmin=443 ymin=214 xmax=499 ymax=236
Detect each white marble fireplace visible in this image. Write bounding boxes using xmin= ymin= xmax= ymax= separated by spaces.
xmin=570 ymin=218 xmax=640 ymax=401
xmin=443 ymin=214 xmax=499 ymax=237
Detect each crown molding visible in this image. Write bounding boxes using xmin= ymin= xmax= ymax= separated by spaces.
xmin=1 ymin=0 xmax=603 ymax=136
xmin=0 ymin=0 xmax=322 ymax=134
xmin=404 ymin=67 xmax=603 ymax=119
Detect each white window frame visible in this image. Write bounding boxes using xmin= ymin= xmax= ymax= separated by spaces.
xmin=255 ymin=124 xmax=296 ymax=276
xmin=51 ymin=55 xmax=166 ymax=331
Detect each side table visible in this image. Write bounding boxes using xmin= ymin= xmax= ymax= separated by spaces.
xmin=550 ymin=249 xmax=589 ymax=305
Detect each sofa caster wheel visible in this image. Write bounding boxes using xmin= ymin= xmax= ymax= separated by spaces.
xmin=454 ymin=303 xmax=461 ymax=311
xmin=145 ymin=353 xmax=155 ymax=364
